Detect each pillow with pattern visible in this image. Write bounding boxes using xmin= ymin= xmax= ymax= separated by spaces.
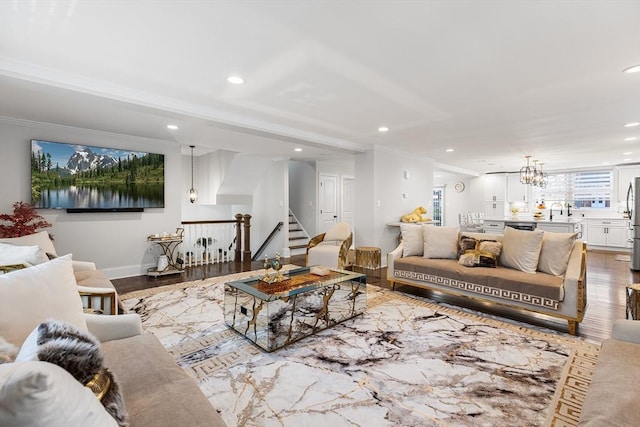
xmin=458 ymin=236 xmax=502 ymax=268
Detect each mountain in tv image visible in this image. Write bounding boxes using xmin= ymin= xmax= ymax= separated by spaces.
xmin=66 ymin=147 xmax=119 ymax=175
xmin=31 ymin=140 xmax=165 ymax=209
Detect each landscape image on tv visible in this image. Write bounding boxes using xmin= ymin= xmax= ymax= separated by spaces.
xmin=31 ymin=140 xmax=165 ymax=209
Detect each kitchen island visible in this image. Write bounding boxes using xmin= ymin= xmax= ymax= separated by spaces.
xmin=482 ymin=217 xmax=583 ymax=236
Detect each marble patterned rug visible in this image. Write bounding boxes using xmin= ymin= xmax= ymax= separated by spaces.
xmin=121 ymin=268 xmax=599 ymax=427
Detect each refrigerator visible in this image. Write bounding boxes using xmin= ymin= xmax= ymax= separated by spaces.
xmin=630 ymin=177 xmax=640 ymax=270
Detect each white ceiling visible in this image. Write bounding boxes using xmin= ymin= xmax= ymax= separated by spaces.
xmin=1 ymin=0 xmax=639 ymax=174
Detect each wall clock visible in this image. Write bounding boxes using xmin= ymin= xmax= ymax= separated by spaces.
xmin=454 ymin=182 xmax=465 ymax=193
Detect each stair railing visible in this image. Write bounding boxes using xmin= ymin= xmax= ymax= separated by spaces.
xmin=252 ymin=221 xmax=284 ymax=261
xmin=181 ymin=214 xmax=252 ymax=266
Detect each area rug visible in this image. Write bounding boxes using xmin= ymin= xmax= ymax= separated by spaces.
xmin=120 ymin=269 xmax=599 ymax=427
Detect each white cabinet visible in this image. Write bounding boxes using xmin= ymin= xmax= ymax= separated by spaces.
xmin=483 ymin=174 xmax=506 ymax=202
xmin=586 ymin=219 xmax=630 ymax=248
xmin=483 ymin=219 xmax=505 ymax=233
xmin=482 ymin=174 xmax=506 ymax=217
xmin=507 ymin=174 xmax=528 ymax=203
xmin=485 ymin=201 xmax=505 ymax=219
xmin=536 ymin=221 xmax=583 ymax=238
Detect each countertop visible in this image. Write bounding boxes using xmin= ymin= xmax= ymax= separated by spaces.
xmin=484 ymin=217 xmax=583 ymax=225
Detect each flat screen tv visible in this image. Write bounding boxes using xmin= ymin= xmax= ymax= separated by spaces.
xmin=31 ymin=140 xmax=165 ymax=211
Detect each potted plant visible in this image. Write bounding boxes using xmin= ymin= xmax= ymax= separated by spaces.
xmin=0 ymin=201 xmax=52 ymax=238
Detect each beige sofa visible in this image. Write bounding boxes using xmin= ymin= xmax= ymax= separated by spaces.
xmin=0 ymin=252 xmax=226 ymax=426
xmin=578 ymin=320 xmax=640 ymax=426
xmin=387 ymin=227 xmax=587 ymax=334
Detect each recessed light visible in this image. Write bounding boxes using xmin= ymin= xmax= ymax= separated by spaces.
xmin=625 ymin=137 xmax=638 ymax=141
xmin=378 ymin=126 xmax=389 ymax=132
xmin=445 ymin=148 xmax=454 ymax=152
xmin=624 ymin=122 xmax=640 ymax=128
xmin=167 ymin=124 xmax=178 ymax=130
xmin=624 ymin=152 xmax=633 ymax=155
xmin=294 ymin=148 xmax=302 ymax=152
xmin=624 ymin=158 xmax=632 ymax=162
xmin=624 ymin=65 xmax=640 ymax=74
xmin=227 ymin=75 xmax=244 ymax=85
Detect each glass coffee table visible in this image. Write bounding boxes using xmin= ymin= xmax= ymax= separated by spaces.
xmin=224 ymin=266 xmax=366 ymax=352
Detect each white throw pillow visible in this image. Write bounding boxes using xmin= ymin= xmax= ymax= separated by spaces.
xmin=400 ymin=223 xmax=423 ymax=257
xmin=0 ymin=361 xmax=117 ymax=427
xmin=423 ymin=226 xmax=459 ymax=259
xmin=0 ymin=231 xmax=57 ymax=257
xmin=0 ymin=243 xmax=48 ymax=266
xmin=0 ymin=255 xmax=86 ymax=347
xmin=323 ymin=222 xmax=351 ymax=242
xmin=500 ymin=227 xmax=544 ymax=274
xmin=537 ymin=232 xmax=578 ymax=276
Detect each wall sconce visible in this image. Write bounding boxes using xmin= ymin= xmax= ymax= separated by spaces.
xmin=404 ymin=170 xmax=410 ymax=180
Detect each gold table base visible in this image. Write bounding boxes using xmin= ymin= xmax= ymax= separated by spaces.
xmin=355 ymin=246 xmax=381 ymax=281
xmin=626 ymin=283 xmax=640 ymax=320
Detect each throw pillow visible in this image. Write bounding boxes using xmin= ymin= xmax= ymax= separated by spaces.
xmin=0 ymin=361 xmax=118 ymax=427
xmin=0 ymin=337 xmax=18 ymax=364
xmin=0 ymin=231 xmax=57 ymax=257
xmin=323 ymin=222 xmax=351 ymax=242
xmin=400 ymin=223 xmax=423 ymax=257
xmin=0 ymin=254 xmax=86 ymax=347
xmin=537 ymin=232 xmax=578 ymax=276
xmin=0 ymin=242 xmax=48 ymax=266
xmin=500 ymin=227 xmax=544 ymax=274
xmin=458 ymin=239 xmax=503 ymax=268
xmin=17 ymin=320 xmax=128 ymax=427
xmin=423 ymin=226 xmax=458 ymax=259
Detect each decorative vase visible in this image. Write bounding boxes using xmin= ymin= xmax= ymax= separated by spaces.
xmin=157 ymin=255 xmax=169 ymax=272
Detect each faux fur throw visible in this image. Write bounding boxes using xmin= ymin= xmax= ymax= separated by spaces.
xmin=36 ymin=320 xmax=129 ymax=427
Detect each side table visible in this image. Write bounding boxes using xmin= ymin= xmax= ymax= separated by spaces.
xmin=626 ymin=283 xmax=640 ymax=320
xmin=355 ymin=246 xmax=381 ymax=281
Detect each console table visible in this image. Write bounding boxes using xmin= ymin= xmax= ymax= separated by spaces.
xmin=146 ymin=237 xmax=184 ymax=277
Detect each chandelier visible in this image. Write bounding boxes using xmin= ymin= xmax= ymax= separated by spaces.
xmin=519 ymin=156 xmax=547 ymax=188
xmin=188 ymin=145 xmax=198 ymax=203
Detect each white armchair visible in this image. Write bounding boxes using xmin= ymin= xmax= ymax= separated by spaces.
xmin=306 ymin=222 xmax=353 ymax=269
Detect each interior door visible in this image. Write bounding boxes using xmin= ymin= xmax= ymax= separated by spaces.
xmin=319 ymin=174 xmax=338 ymax=234
xmin=341 ymin=176 xmax=354 ymax=241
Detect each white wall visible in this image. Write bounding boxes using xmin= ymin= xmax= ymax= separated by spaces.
xmin=433 ymin=176 xmax=473 ymax=227
xmin=355 ymin=146 xmax=435 ymax=263
xmin=0 ymin=118 xmax=181 ymax=278
xmin=251 ymin=159 xmax=289 ymax=259
xmin=288 ymin=160 xmax=316 ymax=235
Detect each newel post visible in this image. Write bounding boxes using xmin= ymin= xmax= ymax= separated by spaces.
xmin=243 ymin=214 xmax=252 ymax=263
xmin=234 ymin=214 xmax=243 ymax=262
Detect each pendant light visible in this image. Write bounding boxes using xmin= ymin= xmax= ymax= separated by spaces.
xmin=519 ymin=156 xmax=535 ymax=185
xmin=188 ymin=145 xmax=198 ymax=203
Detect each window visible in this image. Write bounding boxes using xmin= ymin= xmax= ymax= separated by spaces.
xmin=532 ymin=170 xmax=612 ymax=209
xmin=432 ymin=187 xmax=444 ymax=226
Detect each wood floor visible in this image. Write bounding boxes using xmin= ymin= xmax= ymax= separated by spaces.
xmin=112 ymin=250 xmax=639 ymax=343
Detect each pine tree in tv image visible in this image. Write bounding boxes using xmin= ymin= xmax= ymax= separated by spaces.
xmin=31 ymin=140 xmax=165 ymax=209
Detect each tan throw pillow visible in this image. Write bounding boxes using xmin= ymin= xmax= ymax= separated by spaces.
xmin=423 ymin=226 xmax=458 ymax=259
xmin=0 ymin=255 xmax=86 ymax=347
xmin=400 ymin=223 xmax=423 ymax=257
xmin=500 ymin=227 xmax=544 ymax=274
xmin=537 ymin=232 xmax=578 ymax=276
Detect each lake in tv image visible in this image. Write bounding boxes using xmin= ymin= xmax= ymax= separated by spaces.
xmin=31 ymin=140 xmax=165 ymax=209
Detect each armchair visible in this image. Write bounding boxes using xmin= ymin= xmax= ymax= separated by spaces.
xmin=306 ymin=222 xmax=353 ymax=269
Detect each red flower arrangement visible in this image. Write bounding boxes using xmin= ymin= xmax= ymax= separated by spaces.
xmin=0 ymin=201 xmax=52 ymax=238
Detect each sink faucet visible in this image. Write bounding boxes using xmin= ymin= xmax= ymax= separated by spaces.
xmin=550 ymin=203 xmax=563 ymax=221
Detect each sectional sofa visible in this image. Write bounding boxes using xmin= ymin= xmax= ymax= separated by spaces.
xmin=0 ymin=235 xmax=227 ymax=427
xmin=387 ymin=225 xmax=587 ymax=334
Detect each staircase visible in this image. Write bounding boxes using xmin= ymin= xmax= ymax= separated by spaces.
xmin=288 ymin=210 xmax=310 ymax=257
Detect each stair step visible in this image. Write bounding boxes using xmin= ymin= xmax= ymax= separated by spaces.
xmin=289 ymin=236 xmax=308 ymax=241
xmin=289 ymin=244 xmax=308 ymax=250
